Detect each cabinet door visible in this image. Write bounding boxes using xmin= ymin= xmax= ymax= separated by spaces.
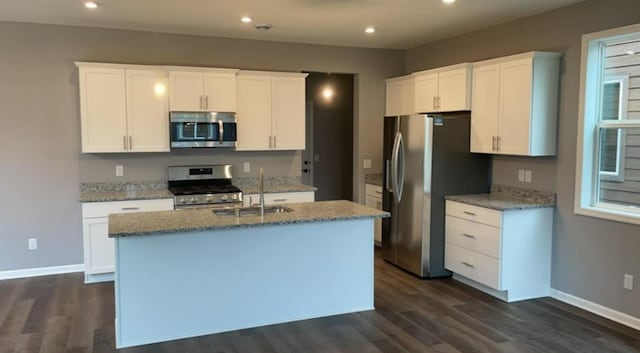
xmin=414 ymin=73 xmax=438 ymax=113
xmin=498 ymin=59 xmax=533 ymax=155
xmin=169 ymin=71 xmax=204 ymax=111
xmin=272 ymin=76 xmax=306 ymax=150
xmin=83 ymin=217 xmax=114 ymax=274
xmin=79 ymin=67 xmax=128 ymax=153
xmin=438 ymin=68 xmax=470 ymax=112
xmin=204 ymin=72 xmax=237 ymax=112
xmin=236 ymin=75 xmax=272 ymax=150
xmin=126 ymin=69 xmax=170 ymax=152
xmin=403 ymin=79 xmax=415 ymax=116
xmin=385 ymin=80 xmax=404 ymax=116
xmin=470 ymin=64 xmax=500 ymax=153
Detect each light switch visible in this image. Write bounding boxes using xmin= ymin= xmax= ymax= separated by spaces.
xmin=363 ymin=159 xmax=372 ymax=169
xmin=518 ymin=169 xmax=525 ymax=182
xmin=525 ymin=170 xmax=532 ymax=183
xmin=243 ymin=162 xmax=250 ymax=173
xmin=116 ymin=165 xmax=124 ymax=177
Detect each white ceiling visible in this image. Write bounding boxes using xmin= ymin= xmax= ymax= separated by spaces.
xmin=0 ymin=0 xmax=584 ymax=49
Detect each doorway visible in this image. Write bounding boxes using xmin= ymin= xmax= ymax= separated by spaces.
xmin=303 ymin=72 xmax=354 ymax=201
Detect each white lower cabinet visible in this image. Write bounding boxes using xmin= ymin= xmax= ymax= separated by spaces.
xmin=365 ymin=184 xmax=383 ymax=246
xmin=242 ymin=191 xmax=315 ymax=207
xmin=444 ymin=200 xmax=553 ymax=302
xmin=82 ymin=198 xmax=174 ymax=283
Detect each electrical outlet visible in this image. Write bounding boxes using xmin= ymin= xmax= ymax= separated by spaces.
xmin=243 ymin=162 xmax=250 ymax=173
xmin=116 ymin=165 xmax=124 ymax=177
xmin=28 ymin=238 xmax=37 ymax=250
xmin=525 ymin=170 xmax=532 ymax=183
xmin=518 ymin=169 xmax=525 ymax=182
xmin=363 ymin=159 xmax=372 ymax=169
xmin=624 ymin=274 xmax=634 ymax=290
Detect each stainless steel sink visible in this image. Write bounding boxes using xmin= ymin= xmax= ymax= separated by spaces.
xmin=213 ymin=205 xmax=293 ymax=217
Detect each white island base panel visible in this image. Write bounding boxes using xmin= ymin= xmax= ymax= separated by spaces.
xmin=114 ymin=219 xmax=375 ymax=348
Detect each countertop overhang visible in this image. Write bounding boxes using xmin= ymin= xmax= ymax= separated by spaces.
xmin=109 ymin=200 xmax=389 ymax=237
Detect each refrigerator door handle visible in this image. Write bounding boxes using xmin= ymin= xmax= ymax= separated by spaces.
xmin=391 ymin=132 xmax=401 ymax=204
xmin=385 ymin=159 xmax=392 ymax=191
xmin=396 ymin=133 xmax=405 ymax=203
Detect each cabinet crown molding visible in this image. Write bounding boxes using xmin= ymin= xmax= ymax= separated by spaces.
xmin=75 ymin=62 xmax=163 ymax=70
xmin=238 ymin=70 xmax=308 ymax=78
xmin=472 ymin=51 xmax=562 ymax=67
xmin=411 ymin=62 xmax=472 ymax=77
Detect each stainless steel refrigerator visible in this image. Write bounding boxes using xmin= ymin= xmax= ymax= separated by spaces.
xmin=382 ymin=113 xmax=491 ymax=278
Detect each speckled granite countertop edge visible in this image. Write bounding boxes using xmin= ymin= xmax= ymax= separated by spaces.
xmin=109 ymin=200 xmax=389 ymax=237
xmin=445 ymin=185 xmax=556 ymax=211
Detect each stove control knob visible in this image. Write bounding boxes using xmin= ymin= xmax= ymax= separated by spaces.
xmin=221 ymin=195 xmax=229 ymax=201
xmin=232 ymin=194 xmax=237 ymax=200
xmin=190 ymin=197 xmax=197 ymax=203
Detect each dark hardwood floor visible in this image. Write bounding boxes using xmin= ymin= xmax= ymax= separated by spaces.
xmin=2 ymin=251 xmax=640 ymax=353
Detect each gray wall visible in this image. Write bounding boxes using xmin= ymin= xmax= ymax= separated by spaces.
xmin=0 ymin=21 xmax=404 ymax=271
xmin=406 ymin=0 xmax=640 ymax=317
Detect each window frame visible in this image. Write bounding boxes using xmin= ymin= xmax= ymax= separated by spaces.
xmin=575 ymin=23 xmax=640 ymax=225
xmin=598 ymin=75 xmax=628 ymax=182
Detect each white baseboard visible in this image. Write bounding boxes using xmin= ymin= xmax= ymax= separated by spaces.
xmin=550 ymin=289 xmax=640 ymax=331
xmin=0 ymin=264 xmax=84 ymax=280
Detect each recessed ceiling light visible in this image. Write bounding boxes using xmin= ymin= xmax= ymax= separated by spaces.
xmin=241 ymin=16 xmax=252 ymax=23
xmin=626 ymin=50 xmax=635 ymax=55
xmin=443 ymin=0 xmax=455 ymax=4
xmin=365 ymin=26 xmax=376 ymax=34
xmin=84 ymin=1 xmax=98 ymax=9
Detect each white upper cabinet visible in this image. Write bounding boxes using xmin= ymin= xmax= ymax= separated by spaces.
xmin=126 ymin=69 xmax=169 ymax=152
xmin=168 ymin=68 xmax=238 ymax=112
xmin=236 ymin=71 xmax=307 ymax=151
xmin=79 ymin=67 xmax=128 ymax=152
xmin=385 ymin=75 xmax=415 ymax=116
xmin=470 ymin=52 xmax=561 ymax=156
xmin=413 ymin=64 xmax=471 ymax=113
xmin=78 ymin=63 xmax=169 ymax=153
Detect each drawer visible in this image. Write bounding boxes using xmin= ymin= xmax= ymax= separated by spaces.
xmin=365 ymin=184 xmax=383 ymax=198
xmin=445 ymin=243 xmax=501 ymax=290
xmin=82 ymin=199 xmax=174 ymax=218
xmin=446 ymin=200 xmax=502 ymax=228
xmin=445 ymin=216 xmax=501 ymax=259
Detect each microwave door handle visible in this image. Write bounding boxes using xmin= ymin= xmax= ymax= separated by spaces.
xmin=218 ymin=120 xmax=224 ymax=143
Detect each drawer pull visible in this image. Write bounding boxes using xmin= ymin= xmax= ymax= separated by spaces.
xmin=121 ymin=207 xmax=140 ymax=211
xmin=462 ymin=233 xmax=476 ymax=239
xmin=274 ymin=199 xmax=287 ymax=202
xmin=462 ymin=261 xmax=475 ymax=268
xmin=375 ymin=191 xmax=382 ymax=194
xmin=463 ymin=211 xmax=476 ymax=216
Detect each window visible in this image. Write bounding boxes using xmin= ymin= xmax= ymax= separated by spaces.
xmin=576 ymin=24 xmax=640 ymax=225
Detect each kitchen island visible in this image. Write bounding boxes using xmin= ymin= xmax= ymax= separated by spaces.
xmin=109 ymin=200 xmax=388 ymax=348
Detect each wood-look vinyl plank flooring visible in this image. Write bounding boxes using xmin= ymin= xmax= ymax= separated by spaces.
xmin=1 ymin=250 xmax=639 ymax=353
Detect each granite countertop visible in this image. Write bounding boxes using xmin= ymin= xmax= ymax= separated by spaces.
xmin=445 ymin=184 xmax=556 ymax=211
xmin=365 ymin=173 xmax=383 ymax=187
xmin=239 ymin=183 xmax=317 ymax=194
xmin=79 ymin=181 xmax=173 ymax=202
xmin=109 ymin=200 xmax=389 ymax=237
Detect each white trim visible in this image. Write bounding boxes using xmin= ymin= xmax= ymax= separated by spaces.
xmin=550 ymin=289 xmax=640 ymax=331
xmin=0 ymin=264 xmax=84 ymax=280
xmin=575 ymin=205 xmax=640 ymax=226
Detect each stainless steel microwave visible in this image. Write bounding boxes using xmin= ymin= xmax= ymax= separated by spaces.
xmin=170 ymin=112 xmax=237 ymax=148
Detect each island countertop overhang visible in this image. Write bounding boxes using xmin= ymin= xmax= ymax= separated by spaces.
xmin=108 ymin=200 xmax=389 ymax=237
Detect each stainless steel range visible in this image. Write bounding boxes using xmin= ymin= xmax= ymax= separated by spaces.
xmin=168 ymin=165 xmax=243 ymax=209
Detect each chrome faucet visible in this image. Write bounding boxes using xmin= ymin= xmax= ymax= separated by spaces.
xmin=259 ymin=168 xmax=265 ymax=216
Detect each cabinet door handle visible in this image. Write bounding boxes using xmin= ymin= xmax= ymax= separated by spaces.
xmin=274 ymin=199 xmax=287 ymax=202
xmin=129 ymin=136 xmax=133 ymax=150
xmin=123 ymin=135 xmax=128 ymax=150
xmin=492 ymin=136 xmax=496 ymax=151
xmin=462 ymin=233 xmax=476 ymax=239
xmin=273 ymin=135 xmax=277 ymax=148
xmin=497 ymin=136 xmax=501 ymax=151
xmin=437 ymin=96 xmax=441 ymax=110
xmin=205 ymin=95 xmax=209 ymax=110
xmin=463 ymin=211 xmax=476 ymax=216
xmin=462 ymin=261 xmax=475 ymax=268
xmin=375 ymin=190 xmax=382 ymax=195
xmin=121 ymin=207 xmax=140 ymax=211
xmin=433 ymin=96 xmax=437 ymax=110
xmin=269 ymin=136 xmax=273 ymax=148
